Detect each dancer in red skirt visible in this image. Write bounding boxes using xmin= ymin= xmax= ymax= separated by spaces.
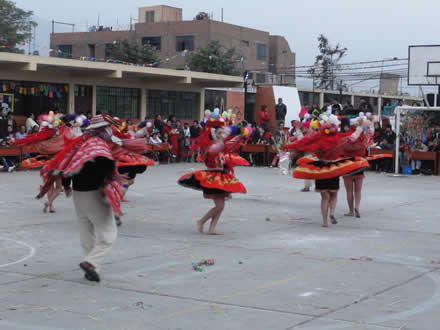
xmin=178 ymin=117 xmax=248 ymax=235
xmin=284 ymin=114 xmax=371 ymax=227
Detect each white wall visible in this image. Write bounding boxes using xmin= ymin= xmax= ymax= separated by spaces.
xmin=273 ymin=86 xmax=301 ymax=127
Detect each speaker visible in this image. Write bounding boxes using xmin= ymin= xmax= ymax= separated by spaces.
xmin=425 ymin=94 xmax=440 ymax=106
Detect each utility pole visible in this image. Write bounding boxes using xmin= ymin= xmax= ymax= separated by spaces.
xmin=221 ymin=8 xmax=224 ymax=22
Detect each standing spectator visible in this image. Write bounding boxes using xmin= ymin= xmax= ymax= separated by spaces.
xmin=168 ymin=115 xmax=177 ymax=128
xmin=0 ymin=108 xmax=8 ymax=138
xmin=86 ymin=111 xmax=93 ymax=120
xmin=275 ymin=98 xmax=287 ymax=127
xmin=380 ymin=125 xmax=397 ymax=173
xmin=343 ymin=101 xmax=354 ymax=113
xmin=7 ymin=112 xmax=17 ymax=133
xmin=154 ymin=115 xmax=164 ymax=133
xmin=299 ymin=105 xmax=309 ymax=120
xmin=176 ymin=120 xmax=185 ymax=162
xmin=25 ymin=113 xmax=39 ymax=133
xmin=258 ymin=105 xmax=270 ymax=131
xmin=331 ymin=99 xmax=343 ymax=115
xmin=411 ymin=139 xmax=428 ymax=174
xmin=190 ymin=120 xmax=201 ymax=162
xmin=289 ymin=120 xmax=297 ymax=137
xmin=183 ymin=122 xmax=191 ymax=162
xmin=359 ymin=98 xmax=373 ymax=113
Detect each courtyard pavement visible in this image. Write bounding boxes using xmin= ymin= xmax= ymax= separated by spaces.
xmin=0 ymin=164 xmax=439 ymax=330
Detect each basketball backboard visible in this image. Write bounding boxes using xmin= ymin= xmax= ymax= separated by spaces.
xmin=408 ymin=45 xmax=440 ymax=86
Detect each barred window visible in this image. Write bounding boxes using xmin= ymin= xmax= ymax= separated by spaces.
xmin=96 ymin=87 xmax=140 ymax=119
xmin=147 ymin=90 xmax=200 ymax=120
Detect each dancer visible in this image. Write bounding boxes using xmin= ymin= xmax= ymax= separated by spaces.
xmin=37 ymin=114 xmax=148 ymax=282
xmin=340 ymin=117 xmax=364 ymax=218
xmin=178 ymin=117 xmax=249 ymax=235
xmin=284 ymin=115 xmax=370 ymax=227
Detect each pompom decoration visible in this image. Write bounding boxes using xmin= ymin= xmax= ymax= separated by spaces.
xmin=81 ymin=120 xmax=90 ymax=128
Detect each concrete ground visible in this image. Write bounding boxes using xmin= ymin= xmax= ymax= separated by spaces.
xmin=0 ymin=164 xmax=439 ymax=330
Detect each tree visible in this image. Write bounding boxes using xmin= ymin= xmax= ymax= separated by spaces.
xmin=187 ymin=40 xmax=241 ymax=75
xmin=106 ymin=39 xmax=159 ymax=65
xmin=0 ymin=0 xmax=36 ymax=53
xmin=308 ymin=34 xmax=347 ymax=90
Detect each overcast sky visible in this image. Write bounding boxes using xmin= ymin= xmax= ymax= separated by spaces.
xmin=14 ymin=0 xmax=440 ymax=93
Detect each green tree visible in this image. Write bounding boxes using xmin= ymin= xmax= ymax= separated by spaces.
xmin=106 ymin=39 xmax=159 ymax=65
xmin=308 ymin=34 xmax=347 ymax=90
xmin=187 ymin=40 xmax=241 ymax=75
xmin=0 ymin=0 xmax=36 ymax=52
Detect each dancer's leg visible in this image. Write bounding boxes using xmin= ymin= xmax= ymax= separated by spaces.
xmin=47 ymin=178 xmax=62 ymax=212
xmin=343 ymin=177 xmax=354 ymax=216
xmin=320 ymin=192 xmax=330 ymax=227
xmin=329 ymin=191 xmax=338 ymax=219
xmin=207 ymin=198 xmax=225 ymax=235
xmin=198 ymin=201 xmax=221 ymax=233
xmin=354 ymin=177 xmax=363 ymax=217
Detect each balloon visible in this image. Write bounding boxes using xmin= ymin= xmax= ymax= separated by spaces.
xmin=211 ymin=113 xmax=218 ymax=119
xmin=205 ymin=109 xmax=211 ymax=115
xmin=214 ymin=108 xmax=220 ymax=115
xmin=39 ymin=114 xmax=49 ymax=122
xmin=205 ymin=112 xmax=212 ymax=118
xmin=210 ymin=117 xmax=214 ymax=122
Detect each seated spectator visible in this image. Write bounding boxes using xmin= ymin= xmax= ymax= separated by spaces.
xmin=411 ymin=138 xmax=428 ymax=174
xmin=149 ymin=130 xmax=162 ymax=145
xmin=25 ymin=113 xmax=39 ymax=133
xmin=7 ymin=112 xmax=17 ymax=133
xmin=0 ymin=126 xmax=17 ymax=172
xmin=15 ymin=125 xmax=27 ymax=139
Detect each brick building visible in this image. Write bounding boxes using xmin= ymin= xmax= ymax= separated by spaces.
xmin=50 ymin=5 xmax=295 ymax=83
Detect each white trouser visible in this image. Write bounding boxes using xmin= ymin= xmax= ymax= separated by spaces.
xmin=73 ymin=190 xmax=117 ymax=272
xmin=304 ymin=180 xmax=312 ymax=189
xmin=411 ymin=160 xmax=422 ymax=170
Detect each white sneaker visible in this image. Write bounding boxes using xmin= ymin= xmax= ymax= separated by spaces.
xmin=8 ymin=165 xmax=16 ymax=173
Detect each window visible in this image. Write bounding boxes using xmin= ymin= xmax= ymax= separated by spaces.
xmin=147 ymin=90 xmax=200 ymax=119
xmin=145 ymin=11 xmax=155 ymax=23
xmin=142 ymin=37 xmax=161 ymax=51
xmin=96 ymin=87 xmax=140 ymax=119
xmin=257 ymin=43 xmax=267 ymax=61
xmin=241 ymin=40 xmax=250 ymax=47
xmin=88 ymin=44 xmax=95 ymax=58
xmin=105 ymin=43 xmax=113 ymax=59
xmin=176 ymin=36 xmax=194 ymax=52
xmin=57 ymin=45 xmax=72 ymax=58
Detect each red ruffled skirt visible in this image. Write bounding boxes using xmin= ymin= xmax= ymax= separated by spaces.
xmin=22 ymin=156 xmax=52 ymax=169
xmin=178 ymin=170 xmax=247 ymax=199
xmin=293 ymin=157 xmax=369 ymax=180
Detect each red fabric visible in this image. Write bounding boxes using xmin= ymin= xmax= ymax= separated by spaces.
xmin=258 ymin=111 xmax=270 ymax=124
xmin=299 ymin=106 xmax=308 ymax=120
xmin=57 ymin=137 xmax=114 ymax=176
xmin=170 ymin=133 xmax=178 ymax=156
xmin=11 ymin=127 xmax=57 ymax=147
xmin=104 ymin=181 xmax=124 ymax=216
xmin=178 ymin=171 xmax=247 ymax=193
xmin=117 ymin=154 xmax=154 ymax=167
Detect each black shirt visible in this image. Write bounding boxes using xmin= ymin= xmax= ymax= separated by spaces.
xmin=72 ymin=157 xmax=115 ymax=192
xmin=190 ymin=126 xmax=200 ymax=138
xmin=275 ymin=104 xmax=287 ymax=120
